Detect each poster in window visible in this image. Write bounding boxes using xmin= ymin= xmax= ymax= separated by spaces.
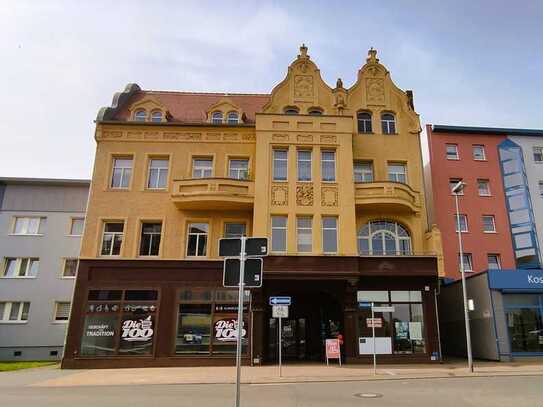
xmin=80 ymin=315 xmax=118 ymax=356
xmin=408 ymin=322 xmax=423 ymax=340
xmin=394 ymin=321 xmax=409 ymax=340
xmin=118 ymin=307 xmax=156 ymax=355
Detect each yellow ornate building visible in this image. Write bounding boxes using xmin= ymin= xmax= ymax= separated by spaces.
xmin=63 ymin=46 xmax=443 ymax=368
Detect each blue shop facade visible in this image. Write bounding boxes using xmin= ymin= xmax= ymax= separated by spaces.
xmin=439 ymin=270 xmax=543 ymax=360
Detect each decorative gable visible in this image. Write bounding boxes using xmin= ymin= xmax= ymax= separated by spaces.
xmin=128 ymin=96 xmax=169 ymax=122
xmin=206 ymin=98 xmax=244 ymax=123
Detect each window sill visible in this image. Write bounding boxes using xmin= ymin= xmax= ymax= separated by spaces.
xmin=483 ymin=231 xmax=497 ymax=234
xmin=478 ymin=194 xmax=492 ymax=197
xmin=272 ymin=179 xmax=288 ymax=183
xmin=382 ymin=133 xmax=399 ymax=136
xmin=1 ymin=276 xmax=37 ymax=279
xmin=66 ymin=234 xmax=83 ymax=237
xmin=473 ymin=159 xmax=487 ymax=162
xmin=61 ymin=276 xmax=76 ymax=279
xmin=8 ymin=233 xmax=44 ymax=237
xmin=106 ymin=188 xmax=131 ymax=192
xmin=185 ymin=256 xmax=209 ymax=260
xmin=0 ymin=321 xmax=28 ymax=324
xmin=143 ymin=188 xmax=169 ymax=193
xmin=52 ymin=320 xmax=68 ymax=324
xmin=446 ymin=158 xmax=460 ymax=161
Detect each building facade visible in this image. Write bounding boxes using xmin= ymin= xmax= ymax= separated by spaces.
xmin=0 ymin=178 xmax=89 ymax=361
xmin=62 ymin=46 xmax=443 ymax=369
xmin=427 ymin=125 xmax=543 ymax=358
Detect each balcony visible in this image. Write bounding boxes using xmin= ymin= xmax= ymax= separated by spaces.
xmin=354 ymin=181 xmax=421 ymax=213
xmin=171 ymin=178 xmax=255 ymax=210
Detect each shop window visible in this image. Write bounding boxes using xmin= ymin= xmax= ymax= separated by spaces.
xmin=504 ymin=293 xmax=543 ymax=354
xmin=186 ymin=223 xmax=208 ymax=257
xmin=80 ymin=289 xmax=158 ymax=357
xmin=297 ymin=150 xmax=312 ymax=181
xmin=175 ymin=288 xmax=249 ymax=355
xmin=357 ymin=221 xmax=411 ymax=256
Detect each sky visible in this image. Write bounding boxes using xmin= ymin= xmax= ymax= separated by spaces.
xmin=1 ymin=0 xmax=542 ymax=179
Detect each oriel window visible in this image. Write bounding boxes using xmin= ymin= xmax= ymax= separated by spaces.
xmin=192 ymin=158 xmax=213 ymax=178
xmin=229 ymin=159 xmax=249 ymax=180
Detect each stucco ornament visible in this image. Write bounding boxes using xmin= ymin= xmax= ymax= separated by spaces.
xmin=294 ymin=75 xmax=314 ymax=99
xmin=366 ymin=78 xmax=385 ymax=105
xmin=321 ymin=186 xmax=339 ymax=207
xmin=296 ymin=184 xmax=314 ymax=206
xmin=271 ymin=185 xmax=289 ymax=206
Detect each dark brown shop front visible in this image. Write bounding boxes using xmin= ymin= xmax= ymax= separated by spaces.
xmin=62 ymin=256 xmax=440 ymax=369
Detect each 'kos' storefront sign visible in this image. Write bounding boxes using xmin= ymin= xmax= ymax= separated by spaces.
xmin=488 ymin=270 xmax=543 ymax=290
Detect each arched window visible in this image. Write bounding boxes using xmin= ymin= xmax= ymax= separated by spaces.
xmin=308 ymin=108 xmax=323 ymax=116
xmin=134 ymin=109 xmax=147 ymax=122
xmin=357 ymin=112 xmax=372 ymax=133
xmin=211 ymin=111 xmax=223 ymax=124
xmin=284 ymin=107 xmax=299 ymax=115
xmin=151 ymin=111 xmax=163 ymax=122
xmin=227 ymin=112 xmax=239 ymax=124
xmin=381 ymin=113 xmax=396 ymax=134
xmin=357 ymin=221 xmax=411 ymax=255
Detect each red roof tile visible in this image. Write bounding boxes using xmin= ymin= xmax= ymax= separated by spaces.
xmin=113 ymin=91 xmax=271 ymax=124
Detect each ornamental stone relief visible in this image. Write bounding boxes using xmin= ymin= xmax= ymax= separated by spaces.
xmin=321 ymin=186 xmax=339 ymax=207
xmin=294 ymin=75 xmax=314 ymax=100
xmin=271 ymin=184 xmax=289 ymax=206
xmin=320 ymin=135 xmax=337 ymax=144
xmin=366 ymin=78 xmax=385 ymax=105
xmin=296 ymin=184 xmax=314 ymax=206
xmin=272 ymin=134 xmax=289 ymax=142
xmin=297 ymin=134 xmax=313 ymax=143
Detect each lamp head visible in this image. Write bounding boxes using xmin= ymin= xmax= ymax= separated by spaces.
xmin=452 ymin=181 xmax=466 ymax=194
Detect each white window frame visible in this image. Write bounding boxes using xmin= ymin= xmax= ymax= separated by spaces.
xmin=69 ymin=218 xmax=85 ymax=236
xmin=53 ymin=301 xmax=71 ymax=323
xmin=297 ymin=150 xmax=312 ymax=182
xmin=0 ymin=301 xmax=30 ymax=323
xmin=321 ymin=150 xmax=336 ymax=182
xmin=62 ymin=258 xmax=78 ymax=278
xmin=455 ymin=214 xmax=469 ymax=232
xmin=271 ymin=216 xmax=288 ymax=253
xmin=357 ymin=221 xmax=411 ymax=256
xmin=111 ymin=157 xmax=133 ymax=189
xmin=150 ymin=110 xmax=162 ymax=122
xmin=460 ymin=253 xmax=473 ymax=272
xmin=533 ymin=147 xmax=543 ymax=163
xmin=12 ymin=216 xmax=44 ymax=235
xmin=229 ymin=159 xmax=249 ymax=180
xmin=449 ymin=178 xmax=464 ymax=195
xmin=192 ymin=158 xmax=213 ymax=178
xmin=147 ymin=158 xmax=169 ymax=189
xmin=477 ymin=179 xmax=491 ymax=196
xmin=487 ymin=254 xmax=501 ymax=270
xmin=211 ymin=111 xmax=223 ymax=124
xmin=134 ymin=109 xmax=147 ymax=121
xmin=473 ymin=145 xmax=486 ymax=161
xmin=273 ymin=149 xmax=288 ymax=181
xmin=2 ymin=257 xmax=39 ymax=278
xmin=227 ymin=112 xmax=239 ymax=124
xmin=296 ymin=217 xmax=312 ymax=253
xmin=186 ymin=223 xmax=209 ymax=257
xmin=354 ymin=161 xmax=373 ymax=182
xmin=388 ymin=163 xmax=407 ymax=183
xmin=321 ymin=217 xmax=338 ymax=254
xmin=381 ymin=113 xmax=396 ymax=134
xmin=139 ymin=222 xmax=162 ymax=256
xmin=357 ymin=112 xmax=372 ymax=133
xmin=482 ymin=215 xmax=496 ymax=233
xmin=446 ymin=144 xmax=459 ymax=160
xmin=100 ymin=222 xmax=124 ymax=256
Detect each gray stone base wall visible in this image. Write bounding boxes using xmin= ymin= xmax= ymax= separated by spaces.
xmin=0 ymin=346 xmax=64 ymax=361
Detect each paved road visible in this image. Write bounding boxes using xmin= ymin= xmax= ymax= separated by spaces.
xmin=1 ymin=375 xmax=541 ymax=407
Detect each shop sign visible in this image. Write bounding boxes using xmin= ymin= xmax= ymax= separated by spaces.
xmin=123 ymin=304 xmax=157 ymax=313
xmin=325 ymin=339 xmax=341 ymax=359
xmin=85 ymin=322 xmax=116 ymax=338
xmin=488 ymin=269 xmax=543 ymax=290
xmin=214 ymin=304 xmax=248 ymax=313
xmin=214 ymin=318 xmax=246 ymax=342
xmin=366 ymin=318 xmax=382 ymax=328
xmin=121 ymin=316 xmax=154 ymax=342
xmin=87 ymin=303 xmax=119 ymax=313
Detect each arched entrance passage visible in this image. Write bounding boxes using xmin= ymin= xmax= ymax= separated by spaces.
xmin=264 ymin=280 xmax=344 ymax=363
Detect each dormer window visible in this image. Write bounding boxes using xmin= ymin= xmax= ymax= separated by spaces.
xmin=211 ymin=111 xmax=223 ymax=124
xmin=308 ymin=108 xmax=323 ymax=116
xmin=284 ymin=107 xmax=299 ymax=115
xmin=134 ymin=109 xmax=147 ymax=122
xmin=227 ymin=112 xmax=239 ymax=124
xmin=151 ymin=111 xmax=163 ymax=123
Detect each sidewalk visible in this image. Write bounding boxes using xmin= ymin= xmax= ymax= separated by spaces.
xmin=29 ymin=359 xmax=543 ymax=388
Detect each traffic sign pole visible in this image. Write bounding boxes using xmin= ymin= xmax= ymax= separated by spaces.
xmin=278 ymin=316 xmax=282 ymax=377
xmin=234 ymin=236 xmax=246 ymax=407
xmin=372 ymin=302 xmax=376 ymax=376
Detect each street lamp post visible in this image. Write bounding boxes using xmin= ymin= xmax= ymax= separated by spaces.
xmin=452 ymin=181 xmax=474 ymax=373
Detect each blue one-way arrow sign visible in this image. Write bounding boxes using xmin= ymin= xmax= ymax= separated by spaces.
xmin=269 ymin=296 xmax=291 ymax=306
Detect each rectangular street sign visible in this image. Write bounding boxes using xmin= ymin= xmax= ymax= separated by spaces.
xmin=272 ymin=305 xmax=288 ymax=318
xmin=269 ymin=296 xmax=291 ymax=306
xmin=366 ymin=318 xmax=382 ymax=328
xmin=223 ymin=258 xmax=263 ymax=288
xmin=373 ymin=306 xmax=395 ymax=313
xmin=219 ymin=237 xmax=268 ymax=257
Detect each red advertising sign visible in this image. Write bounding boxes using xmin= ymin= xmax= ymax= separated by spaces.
xmin=325 ymin=338 xmax=341 ymax=360
xmin=366 ymin=318 xmax=382 ymax=328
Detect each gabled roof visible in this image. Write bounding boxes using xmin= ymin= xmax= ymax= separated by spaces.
xmin=98 ymin=85 xmax=270 ymax=124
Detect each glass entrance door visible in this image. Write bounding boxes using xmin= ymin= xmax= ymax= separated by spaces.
xmin=504 ymin=293 xmax=543 ymax=354
xmin=268 ymin=318 xmax=307 ymax=361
